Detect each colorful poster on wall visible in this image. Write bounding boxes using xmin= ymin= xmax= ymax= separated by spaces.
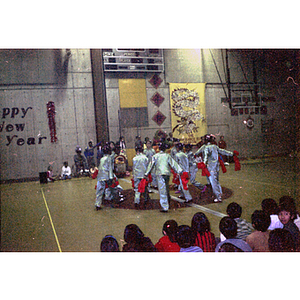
xmin=169 ymin=83 xmax=207 ymax=144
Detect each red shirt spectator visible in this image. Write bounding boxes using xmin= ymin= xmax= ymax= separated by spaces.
xmin=155 ymin=235 xmax=180 ymax=252
xmin=194 ymin=231 xmax=217 ymax=252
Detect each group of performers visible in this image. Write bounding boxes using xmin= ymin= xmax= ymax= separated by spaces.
xmin=94 ymin=134 xmax=239 ymax=212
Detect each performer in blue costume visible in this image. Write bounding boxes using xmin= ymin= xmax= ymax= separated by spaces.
xmin=133 ymin=145 xmax=149 ymax=208
xmin=202 ymin=134 xmax=234 ymax=202
xmin=145 ymin=142 xmax=182 ymax=212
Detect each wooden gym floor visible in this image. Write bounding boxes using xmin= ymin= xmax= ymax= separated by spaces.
xmin=1 ymin=155 xmax=299 ymax=252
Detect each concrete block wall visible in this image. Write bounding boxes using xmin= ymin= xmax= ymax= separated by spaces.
xmin=0 ymin=48 xmax=297 ymax=181
xmin=0 ymin=49 xmax=96 ymax=181
xmin=105 ymin=73 xmax=171 ymax=165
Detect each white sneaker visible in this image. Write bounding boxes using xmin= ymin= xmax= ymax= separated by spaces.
xmin=214 ymin=198 xmax=222 ymax=202
xmin=224 ymin=162 xmax=229 ymax=166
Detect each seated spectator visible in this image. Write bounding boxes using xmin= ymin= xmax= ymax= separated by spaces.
xmin=61 ymin=161 xmax=71 ymax=180
xmin=278 ymin=201 xmax=300 ymax=251
xmin=279 ymin=196 xmax=300 ymax=231
xmin=261 ymin=198 xmax=283 ymax=230
xmin=73 ymin=146 xmax=89 ymax=177
xmin=122 ymin=224 xmax=156 ymax=252
xmin=109 ymin=141 xmax=115 ymax=154
xmin=268 ymin=228 xmax=296 ymax=252
xmin=176 ymin=225 xmax=203 ymax=252
xmin=223 ymin=202 xmax=253 ymax=241
xmin=218 ymin=243 xmax=243 ymax=252
xmin=100 ymin=235 xmax=120 ymax=252
xmin=155 ymin=220 xmax=180 ymax=252
xmin=89 ymin=162 xmax=98 ymax=178
xmin=246 ymin=210 xmax=271 ymax=252
xmin=215 ymin=217 xmax=252 ymax=252
xmin=47 ymin=165 xmax=57 ymax=182
xmin=191 ymin=212 xmax=216 ymax=252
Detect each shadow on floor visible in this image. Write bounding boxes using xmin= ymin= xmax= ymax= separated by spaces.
xmin=102 ymin=185 xmax=233 ymax=210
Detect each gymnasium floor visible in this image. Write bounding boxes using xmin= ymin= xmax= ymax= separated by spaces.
xmin=1 ymin=155 xmax=299 ymax=253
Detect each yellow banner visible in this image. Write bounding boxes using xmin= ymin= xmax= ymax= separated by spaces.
xmin=169 ymin=83 xmax=207 ymax=144
xmin=119 ymin=79 xmax=147 ymax=108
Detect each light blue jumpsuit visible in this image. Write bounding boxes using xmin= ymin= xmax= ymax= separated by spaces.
xmin=194 ymin=144 xmax=210 ymax=185
xmin=145 ymin=151 xmax=182 ymax=211
xmin=144 ymin=147 xmax=157 ymax=187
xmin=174 ymin=150 xmax=193 ymax=201
xmin=133 ymin=152 xmax=149 ymax=204
xmin=95 ymin=154 xmax=114 ymax=208
xmin=194 ymin=144 xmax=206 ymax=156
xmin=186 ymin=150 xmax=205 ymax=189
xmin=203 ymin=143 xmax=233 ymax=201
xmin=170 ymin=146 xmax=178 ymax=159
xmin=104 ymin=150 xmax=123 ymax=200
xmin=170 ymin=146 xmax=179 ymax=190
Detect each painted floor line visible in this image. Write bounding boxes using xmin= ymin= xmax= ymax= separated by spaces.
xmin=41 ymin=187 xmax=62 ymax=252
xmin=120 ymin=178 xmax=225 ymax=218
xmin=188 ymin=203 xmax=227 ymax=217
xmin=224 ymin=176 xmax=299 ymax=189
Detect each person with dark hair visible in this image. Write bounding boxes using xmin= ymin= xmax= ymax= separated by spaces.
xmin=103 ymin=143 xmax=125 ymax=202
xmin=245 ymin=210 xmax=271 ymax=252
xmin=174 ymin=142 xmax=193 ymax=203
xmin=89 ymin=162 xmax=98 ymax=179
xmin=116 ymin=136 xmax=129 ymax=171
xmin=196 ymin=134 xmax=234 ymax=203
xmin=109 ymin=141 xmax=115 ymax=152
xmin=135 ymin=135 xmax=143 ymax=149
xmin=47 ymin=165 xmax=58 ymax=182
xmin=61 ymin=161 xmax=72 ymax=180
xmin=84 ymin=140 xmax=100 ymax=169
xmin=191 ymin=212 xmax=216 ymax=252
xmin=195 ymin=135 xmax=206 ymax=155
xmin=132 ymin=145 xmax=149 ymax=209
xmin=143 ymin=137 xmax=149 ymax=150
xmin=279 ymin=195 xmax=300 ymax=231
xmin=144 ymin=142 xmax=183 ymax=213
xmin=225 ymin=202 xmax=253 ymax=241
xmin=100 ymin=235 xmax=120 ymax=252
xmin=218 ymin=135 xmax=229 ymax=165
xmin=268 ymin=228 xmax=296 ymax=252
xmin=176 ymin=225 xmax=203 ymax=252
xmin=122 ymin=224 xmax=156 ymax=252
xmin=94 ymin=144 xmax=114 ymax=211
xmin=155 ymin=220 xmax=180 ymax=252
xmin=261 ymin=198 xmax=283 ymax=230
xmin=218 ymin=243 xmax=243 ymax=252
xmin=73 ymin=146 xmax=89 ymax=176
xmin=170 ymin=138 xmax=180 ymax=159
xmin=278 ymin=201 xmax=300 ymax=251
xmin=215 ymin=217 xmax=252 ymax=252
xmin=118 ymin=136 xmax=126 ymax=153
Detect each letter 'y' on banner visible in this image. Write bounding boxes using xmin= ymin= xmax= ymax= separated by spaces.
xmin=169 ymin=83 xmax=207 ymax=144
